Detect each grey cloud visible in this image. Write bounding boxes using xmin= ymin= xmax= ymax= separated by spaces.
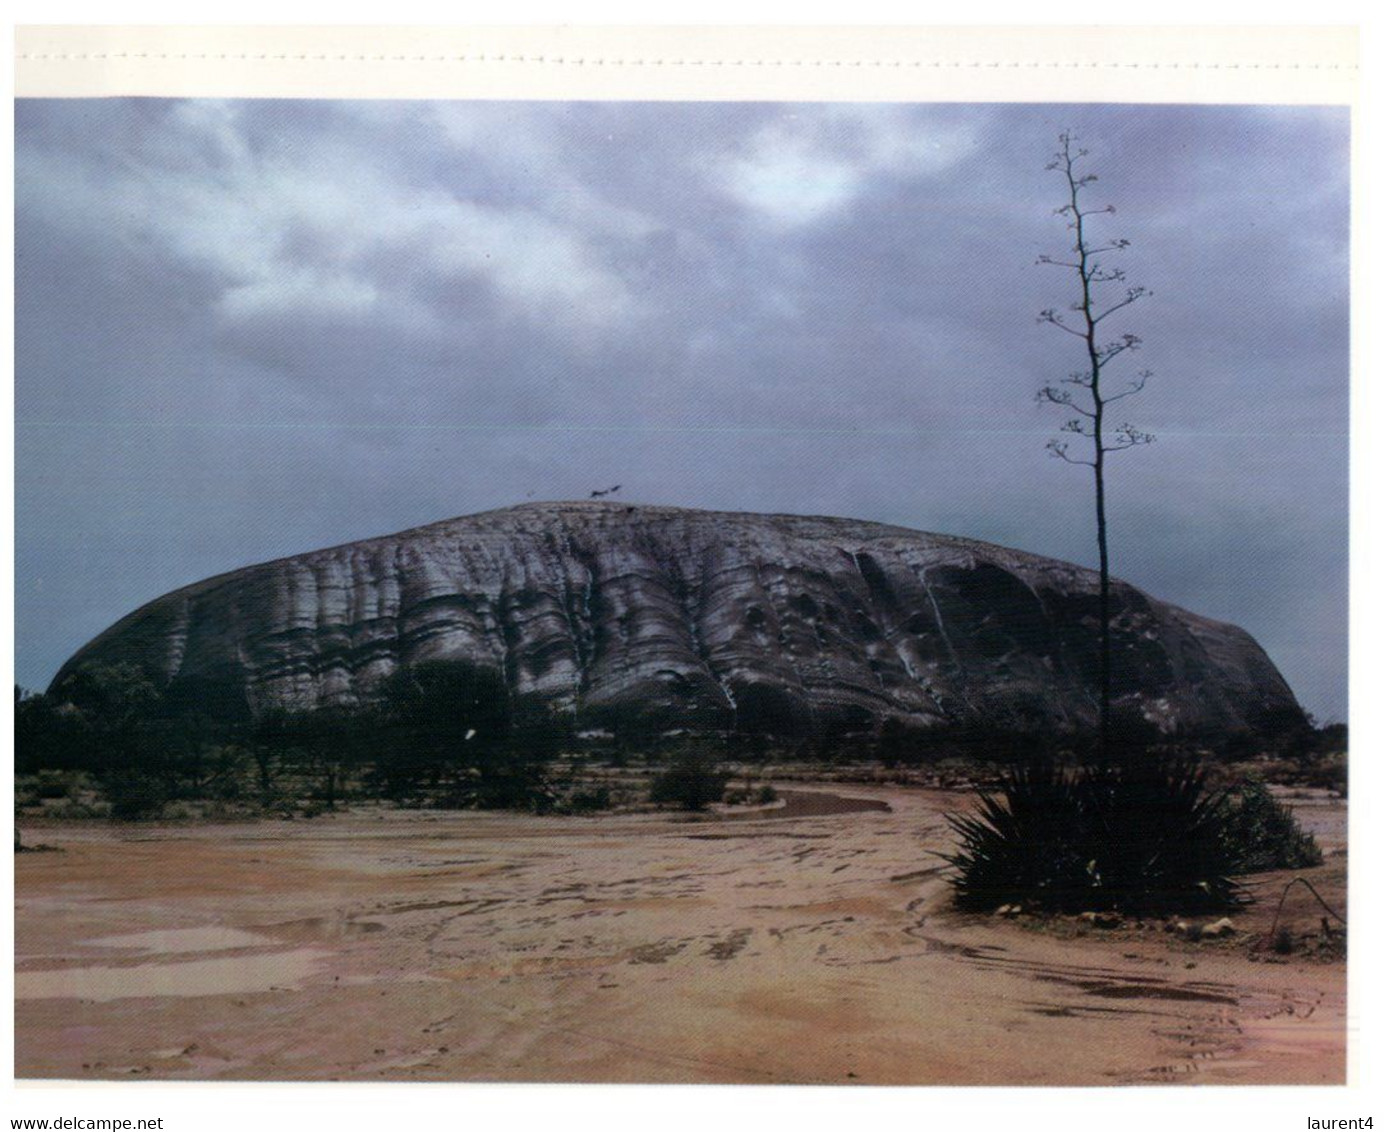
xmin=14 ymin=99 xmax=1349 ymax=720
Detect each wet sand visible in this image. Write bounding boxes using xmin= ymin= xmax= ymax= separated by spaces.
xmin=14 ymin=786 xmax=1346 ymax=1084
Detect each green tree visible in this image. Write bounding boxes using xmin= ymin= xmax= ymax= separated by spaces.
xmin=15 ymin=686 xmax=89 ymax=773
xmin=254 ymin=705 xmax=368 ymax=810
xmin=48 ymin=662 xmax=172 ymax=817
xmin=372 ymin=659 xmax=549 ymax=808
xmin=875 ymin=717 xmax=931 ymax=768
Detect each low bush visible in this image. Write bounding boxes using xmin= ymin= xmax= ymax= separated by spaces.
xmin=1303 ymin=752 xmax=1347 ymax=797
xmin=101 ymin=770 xmax=171 ymax=821
xmin=649 ymin=746 xmax=729 ymax=811
xmin=562 ymin=785 xmax=613 ymax=814
xmin=1220 ymin=778 xmax=1323 ymax=872
xmin=723 ymin=782 xmax=778 ymax=806
xmin=34 ymin=770 xmax=79 ymax=800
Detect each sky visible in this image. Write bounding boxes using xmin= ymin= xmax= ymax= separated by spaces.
xmin=14 ymin=100 xmax=1350 ymax=721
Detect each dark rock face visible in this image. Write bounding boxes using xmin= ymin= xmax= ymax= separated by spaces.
xmin=52 ymin=502 xmax=1304 ymax=738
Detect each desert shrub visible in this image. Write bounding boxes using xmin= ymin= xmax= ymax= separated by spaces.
xmin=725 ymin=780 xmax=780 ymax=808
xmin=33 ymin=770 xmax=80 ymax=800
xmin=556 ymin=785 xmax=612 ymax=814
xmin=101 ymin=770 xmax=171 ymax=821
xmin=1302 ymin=751 xmax=1348 ymax=797
xmin=14 ymin=779 xmax=40 ymax=809
xmin=466 ymin=761 xmax=555 ymax=812
xmin=875 ymin=717 xmax=933 ymax=768
xmin=1220 ymin=778 xmax=1323 ymax=872
xmin=649 ymin=746 xmax=729 ymax=811
xmin=43 ymin=799 xmax=109 ymax=820
xmin=723 ymin=782 xmax=777 ymax=806
xmin=945 ymin=755 xmax=1245 ymax=914
xmin=16 ymin=771 xmax=97 ymax=812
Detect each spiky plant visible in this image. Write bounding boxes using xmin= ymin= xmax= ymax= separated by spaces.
xmin=945 ymin=759 xmax=1090 ymax=911
xmin=945 ymin=755 xmax=1245 ymax=914
xmin=1079 ymin=757 xmax=1245 ymax=912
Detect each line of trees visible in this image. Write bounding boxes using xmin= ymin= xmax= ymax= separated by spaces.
xmin=15 ymin=655 xmax=1339 ymax=822
xmin=15 ymin=658 xmax=568 ymax=818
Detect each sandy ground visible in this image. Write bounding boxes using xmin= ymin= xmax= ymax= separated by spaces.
xmin=14 ymin=785 xmax=1346 ymax=1085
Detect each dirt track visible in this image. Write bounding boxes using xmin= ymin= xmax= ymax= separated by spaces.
xmin=14 ymin=786 xmax=1346 ymax=1084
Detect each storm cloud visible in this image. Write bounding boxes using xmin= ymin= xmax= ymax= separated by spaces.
xmin=14 ymin=99 xmax=1349 ymax=719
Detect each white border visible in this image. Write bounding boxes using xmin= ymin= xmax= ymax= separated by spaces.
xmin=6 ymin=16 xmax=1372 ymax=1132
xmin=14 ymin=25 xmax=1359 ymax=103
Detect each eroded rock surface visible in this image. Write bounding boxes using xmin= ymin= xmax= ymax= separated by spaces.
xmin=52 ymin=502 xmax=1302 ymax=737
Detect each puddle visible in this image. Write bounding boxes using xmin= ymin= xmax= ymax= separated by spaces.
xmin=1082 ymin=983 xmax=1239 ymax=1005
xmin=262 ymin=917 xmax=386 ymax=940
xmin=723 ymin=791 xmax=891 ymax=821
xmin=16 ymin=948 xmax=332 ymax=1002
xmin=1027 ymin=968 xmax=1241 ymax=1005
xmin=83 ymin=927 xmax=278 ymax=954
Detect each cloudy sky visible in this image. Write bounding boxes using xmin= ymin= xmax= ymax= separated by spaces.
xmin=15 ymin=99 xmax=1349 ymax=720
